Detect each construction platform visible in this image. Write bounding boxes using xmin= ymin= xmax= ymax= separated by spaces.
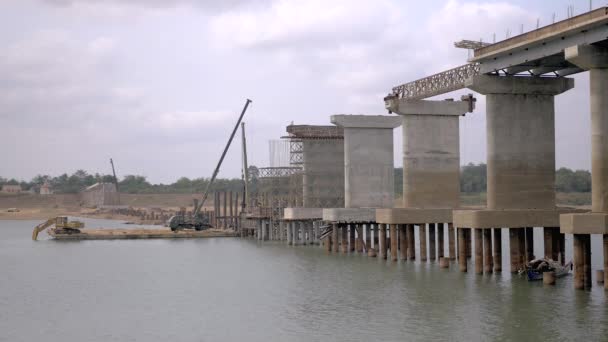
xmin=48 ymin=228 xmax=236 ymax=240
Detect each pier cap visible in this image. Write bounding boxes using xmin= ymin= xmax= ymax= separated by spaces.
xmin=465 ymin=75 xmax=574 ymax=95
xmin=330 ymin=114 xmax=401 ymax=129
xmin=385 ymin=97 xmax=474 ymax=116
xmin=565 ymin=44 xmax=608 ymax=69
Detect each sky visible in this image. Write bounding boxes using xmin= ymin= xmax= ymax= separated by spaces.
xmin=0 ymin=0 xmax=602 ymax=184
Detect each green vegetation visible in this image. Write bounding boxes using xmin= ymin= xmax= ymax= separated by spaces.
xmin=0 ymin=166 xmax=260 ymax=194
xmin=1 ymin=163 xmax=592 ymax=198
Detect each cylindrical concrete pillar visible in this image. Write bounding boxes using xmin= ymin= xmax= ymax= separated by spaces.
xmin=364 ymin=224 xmax=371 ymax=252
xmin=467 ymin=76 xmax=573 ymax=211
xmin=465 ymin=229 xmax=472 ymax=258
xmin=596 ymin=270 xmax=605 ymax=284
xmin=349 ymin=224 xmax=356 ymax=252
xmin=573 ymin=234 xmax=584 ymax=289
xmin=544 ymin=271 xmax=556 ymax=285
xmin=419 ymin=224 xmax=427 ymax=262
xmin=439 ymin=257 xmax=449 ymax=268
xmin=300 ymin=222 xmax=306 ymax=244
xmin=543 ymin=227 xmax=553 ymax=260
xmin=590 ymin=68 xmax=608 ymax=213
xmin=399 ymin=224 xmax=407 ymax=260
xmin=379 ymin=224 xmax=387 ymax=259
xmin=493 ymin=228 xmax=502 ymax=272
xmin=458 ymin=228 xmax=467 ymax=272
xmin=483 ymin=228 xmax=493 ymax=274
xmin=574 ymin=234 xmax=593 ymax=290
xmin=341 ymin=224 xmax=348 ymax=254
xmin=584 ymin=234 xmax=592 ymax=289
xmin=325 ymin=228 xmax=332 ymax=253
xmin=448 ymin=223 xmax=455 ymax=260
xmin=287 ymin=221 xmax=293 ymax=245
xmin=407 ymin=224 xmax=415 ymax=260
xmin=525 ymin=227 xmax=534 ymax=263
xmin=390 ymin=224 xmax=398 ymax=262
xmin=429 ymin=223 xmax=436 ymax=262
xmin=509 ymin=228 xmax=520 ymax=273
xmin=604 ymin=234 xmax=608 ymax=289
xmin=474 ymin=229 xmax=483 ymax=274
xmin=438 ymin=223 xmax=444 ymax=260
xmin=331 ymin=223 xmax=339 ymax=253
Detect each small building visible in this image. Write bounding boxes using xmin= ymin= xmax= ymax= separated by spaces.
xmin=1 ymin=185 xmax=22 ymax=194
xmin=39 ymin=181 xmax=52 ymax=195
xmin=81 ymin=182 xmax=119 ymax=207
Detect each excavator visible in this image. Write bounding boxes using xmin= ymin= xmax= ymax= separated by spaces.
xmin=32 ymin=216 xmax=84 ymax=240
xmin=168 ymin=98 xmax=252 ymax=231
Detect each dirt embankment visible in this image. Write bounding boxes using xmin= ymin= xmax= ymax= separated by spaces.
xmin=0 ymin=193 xmax=213 ymax=221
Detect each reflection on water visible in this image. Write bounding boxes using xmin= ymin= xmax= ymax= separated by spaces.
xmin=1 ymin=220 xmax=606 ymax=341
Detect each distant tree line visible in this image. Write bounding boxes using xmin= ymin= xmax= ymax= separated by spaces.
xmin=394 ymin=163 xmax=591 ymax=194
xmin=1 ymin=164 xmax=591 ymax=195
xmin=0 ymin=166 xmax=260 ymax=195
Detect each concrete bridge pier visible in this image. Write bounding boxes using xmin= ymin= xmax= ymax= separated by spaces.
xmin=448 ymin=223 xmax=456 ymax=260
xmin=458 ymin=228 xmax=467 ymax=272
xmin=456 ymin=74 xmax=575 ymax=275
xmin=437 ymin=223 xmax=444 ymax=260
xmin=399 ymin=224 xmax=407 ymax=261
xmin=493 ymin=228 xmax=502 ymax=272
xmin=407 ymin=224 xmax=415 ymax=260
xmin=429 ymin=223 xmax=436 ymax=262
xmin=286 ymin=221 xmax=293 ymax=245
xmin=389 ymin=224 xmax=398 ymax=261
xmin=419 ymin=224 xmax=427 ymax=262
xmin=483 ymin=228 xmax=493 ymax=274
xmin=562 ymin=44 xmax=608 ymax=289
xmin=378 ymin=224 xmax=388 ymax=259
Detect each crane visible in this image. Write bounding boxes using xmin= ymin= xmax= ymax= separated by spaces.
xmin=168 ymin=99 xmax=252 ymax=231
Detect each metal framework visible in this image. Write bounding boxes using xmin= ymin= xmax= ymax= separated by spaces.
xmin=289 ymin=140 xmax=303 ymax=165
xmin=391 ymin=63 xmax=480 ymax=100
xmin=259 ymin=166 xmax=302 ymax=178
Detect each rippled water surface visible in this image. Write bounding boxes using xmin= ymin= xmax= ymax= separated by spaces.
xmin=1 ymin=219 xmax=607 ymax=341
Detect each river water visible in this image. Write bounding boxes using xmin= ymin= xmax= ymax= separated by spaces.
xmin=1 ymin=218 xmax=607 ymax=341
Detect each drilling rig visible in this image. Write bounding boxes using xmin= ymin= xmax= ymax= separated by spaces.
xmin=168 ymin=99 xmax=252 ymax=231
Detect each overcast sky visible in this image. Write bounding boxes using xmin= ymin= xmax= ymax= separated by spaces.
xmin=0 ymin=0 xmax=600 ymax=183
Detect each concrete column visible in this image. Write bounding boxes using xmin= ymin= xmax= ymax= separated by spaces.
xmin=314 ymin=221 xmax=320 ymax=245
xmin=448 ymin=223 xmax=455 ymax=260
xmin=429 ymin=223 xmax=436 ymax=262
xmin=341 ymin=224 xmax=349 ymax=254
xmin=331 ymin=223 xmax=339 ymax=253
xmin=483 ymin=228 xmax=493 ymax=274
xmin=386 ymin=99 xmax=471 ymax=208
xmin=465 ymin=229 xmax=472 ymax=258
xmin=544 ymin=227 xmax=554 ymax=260
xmin=509 ymin=228 xmax=520 ymax=273
xmin=407 ymin=224 xmax=415 ymax=260
xmin=390 ymin=224 xmax=398 ymax=261
xmin=493 ymin=228 xmax=502 ymax=272
xmin=466 ymin=75 xmax=573 ymax=210
xmin=287 ymin=221 xmax=293 ymax=245
xmin=399 ymin=224 xmax=407 ymax=260
xmin=364 ymin=224 xmax=371 ymax=252
xmin=378 ymin=224 xmax=388 ymax=259
xmin=458 ymin=228 xmax=467 ymax=272
xmin=438 ymin=223 xmax=444 ymax=260
xmin=573 ymin=234 xmax=592 ymax=290
xmin=604 ymin=234 xmax=608 ymax=290
xmin=474 ymin=228 xmax=483 ymax=275
xmin=355 ymin=225 xmax=364 ymax=253
xmin=257 ymin=220 xmax=263 ymax=241
xmin=518 ymin=229 xmax=526 ymax=269
xmin=301 ymin=222 xmax=306 ymax=243
xmin=566 ymin=45 xmax=608 ymax=213
xmin=419 ymin=224 xmax=427 ymax=262
xmin=293 ymin=222 xmax=300 ymax=246
xmin=525 ymin=227 xmax=534 ymax=262
xmin=331 ymin=115 xmax=401 ymax=208
xmin=349 ymin=224 xmax=356 ymax=252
